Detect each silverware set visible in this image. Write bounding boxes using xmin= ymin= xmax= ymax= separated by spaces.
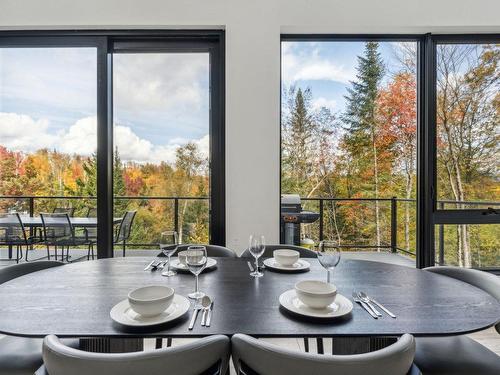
xmin=144 ymin=260 xmax=167 ymax=271
xmin=247 ymin=261 xmax=265 ymax=273
xmin=352 ymin=291 xmax=396 ymax=319
xmin=188 ymin=295 xmax=214 ymax=330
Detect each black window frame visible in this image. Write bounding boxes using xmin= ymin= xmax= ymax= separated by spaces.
xmin=281 ymin=33 xmax=500 ymax=271
xmin=0 ymin=30 xmax=226 ymax=258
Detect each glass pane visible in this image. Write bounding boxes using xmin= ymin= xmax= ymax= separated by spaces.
xmin=0 ymin=47 xmax=97 ymax=260
xmin=112 ymin=53 xmax=210 ymax=253
xmin=435 ymin=224 xmax=499 ymax=269
xmin=436 ymin=43 xmax=500 ymax=209
xmin=281 ymin=41 xmax=417 ymax=267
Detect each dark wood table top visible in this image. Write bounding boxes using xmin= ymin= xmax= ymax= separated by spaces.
xmin=0 ymin=216 xmax=122 ymax=228
xmin=0 ymin=257 xmax=498 ymax=338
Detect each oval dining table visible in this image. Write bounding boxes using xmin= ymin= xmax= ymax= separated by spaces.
xmin=0 ymin=257 xmax=498 ymax=352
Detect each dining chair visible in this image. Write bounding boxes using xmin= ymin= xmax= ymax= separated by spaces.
xmin=40 ymin=213 xmax=91 ymax=262
xmin=240 ymin=244 xmax=317 ymax=259
xmin=0 ymin=261 xmax=79 ymax=375
xmin=174 ymin=244 xmax=237 ymax=258
xmin=231 ymin=333 xmax=420 ymax=375
xmin=37 ymin=334 xmax=230 ymax=375
xmin=0 ymin=212 xmax=41 ymax=263
xmin=52 ymin=207 xmax=76 ymax=217
xmin=414 ymin=266 xmax=500 ymax=375
xmin=114 ymin=211 xmax=137 ymax=257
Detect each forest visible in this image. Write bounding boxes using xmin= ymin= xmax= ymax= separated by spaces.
xmin=281 ymin=42 xmax=499 ymax=268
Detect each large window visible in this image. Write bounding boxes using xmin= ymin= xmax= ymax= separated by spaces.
xmin=0 ymin=32 xmax=225 ymax=259
xmin=432 ymin=39 xmax=499 ymax=269
xmin=281 ymin=38 xmax=418 ymax=267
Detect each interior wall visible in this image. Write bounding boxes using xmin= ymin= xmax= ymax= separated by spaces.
xmin=1 ymin=0 xmax=499 ymax=253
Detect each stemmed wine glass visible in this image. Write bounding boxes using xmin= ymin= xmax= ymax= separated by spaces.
xmin=317 ymin=240 xmax=341 ymax=284
xmin=249 ymin=235 xmax=265 ymax=277
xmin=160 ymin=231 xmax=178 ymax=277
xmin=186 ymin=245 xmax=207 ymax=299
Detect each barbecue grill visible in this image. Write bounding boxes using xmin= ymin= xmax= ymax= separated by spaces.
xmin=280 ymin=194 xmax=320 ymax=245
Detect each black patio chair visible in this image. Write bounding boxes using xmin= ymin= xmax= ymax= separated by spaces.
xmin=85 ymin=207 xmax=97 ymax=260
xmin=114 ymin=211 xmax=137 ymax=257
xmin=0 ymin=212 xmax=41 ymax=263
xmin=40 ymin=213 xmax=91 ymax=262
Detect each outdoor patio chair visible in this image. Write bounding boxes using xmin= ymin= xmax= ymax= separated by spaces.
xmin=114 ymin=211 xmax=137 ymax=257
xmin=40 ymin=213 xmax=91 ymax=262
xmin=0 ymin=212 xmax=41 ymax=263
xmin=52 ymin=207 xmax=75 ymax=217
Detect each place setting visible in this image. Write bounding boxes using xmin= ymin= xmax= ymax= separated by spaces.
xmin=263 ymin=249 xmax=310 ymax=272
xmin=279 ymin=240 xmax=353 ymax=320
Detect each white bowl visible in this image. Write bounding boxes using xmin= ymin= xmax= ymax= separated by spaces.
xmin=294 ymin=280 xmax=337 ymax=309
xmin=177 ymin=250 xmax=188 ymax=265
xmin=273 ymin=249 xmax=300 ymax=266
xmin=128 ymin=286 xmax=175 ymax=317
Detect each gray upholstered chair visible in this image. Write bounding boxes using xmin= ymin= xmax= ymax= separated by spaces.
xmin=240 ymin=244 xmax=316 ymax=258
xmin=0 ymin=261 xmax=79 ymax=375
xmin=414 ymin=266 xmax=500 ymax=375
xmin=174 ymin=244 xmax=237 ymax=258
xmin=37 ymin=334 xmax=230 ymax=375
xmin=231 ymin=333 xmax=420 ymax=375
xmin=114 ymin=211 xmax=137 ymax=257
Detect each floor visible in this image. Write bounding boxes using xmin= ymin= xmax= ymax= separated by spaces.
xmin=0 ymin=246 xmax=497 ymax=372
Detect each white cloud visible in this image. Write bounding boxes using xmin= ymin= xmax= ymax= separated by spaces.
xmin=312 ymin=97 xmax=337 ymax=112
xmin=282 ymin=43 xmax=355 ymax=85
xmin=0 ymin=112 xmax=209 ymax=164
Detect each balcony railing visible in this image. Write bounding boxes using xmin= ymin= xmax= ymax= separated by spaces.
xmin=0 ymin=195 xmax=497 ymax=263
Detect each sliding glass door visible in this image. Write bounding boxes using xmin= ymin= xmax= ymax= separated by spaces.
xmin=0 ymin=32 xmax=225 ymax=259
xmin=431 ymin=37 xmax=499 ymax=270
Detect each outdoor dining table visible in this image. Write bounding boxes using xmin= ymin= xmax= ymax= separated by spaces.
xmin=0 ymin=257 xmax=498 ymax=352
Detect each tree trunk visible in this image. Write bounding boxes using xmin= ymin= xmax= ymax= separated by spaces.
xmin=404 ymin=170 xmax=412 ymax=252
xmin=371 ymin=127 xmax=381 ymax=250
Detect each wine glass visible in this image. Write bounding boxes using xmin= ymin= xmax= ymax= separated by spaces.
xmin=186 ymin=245 xmax=207 ymax=299
xmin=249 ymin=235 xmax=265 ymax=277
xmin=160 ymin=231 xmax=178 ymax=277
xmin=317 ymin=240 xmax=341 ymax=284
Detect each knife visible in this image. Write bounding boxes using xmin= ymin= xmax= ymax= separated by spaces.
xmin=247 ymin=261 xmax=254 ymax=272
xmin=206 ymin=301 xmax=214 ymax=327
xmin=370 ymin=298 xmax=397 ymax=318
xmin=143 ymin=260 xmax=155 ymax=271
xmin=188 ymin=305 xmax=201 ymax=330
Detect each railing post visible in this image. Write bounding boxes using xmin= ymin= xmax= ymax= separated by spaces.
xmin=29 ymin=197 xmax=34 ymax=217
xmin=174 ymin=198 xmax=179 ymax=236
xmin=391 ymin=197 xmax=397 ymax=253
xmin=319 ymin=199 xmax=324 ymax=242
xmin=438 ymin=201 xmax=444 ymax=265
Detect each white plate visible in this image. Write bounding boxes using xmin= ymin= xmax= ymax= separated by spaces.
xmin=263 ymin=258 xmax=310 ymax=272
xmin=170 ymin=257 xmax=217 ymax=271
xmin=110 ymin=294 xmax=190 ymax=327
xmin=279 ymin=289 xmax=353 ymax=319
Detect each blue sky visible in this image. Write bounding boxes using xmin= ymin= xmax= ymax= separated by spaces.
xmin=282 ymin=41 xmax=414 ymax=115
xmin=0 ymin=48 xmax=209 ymax=163
xmin=0 ymin=42 xmax=414 ymax=163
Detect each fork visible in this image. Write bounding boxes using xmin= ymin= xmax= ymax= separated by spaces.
xmin=188 ymin=302 xmax=202 ymax=330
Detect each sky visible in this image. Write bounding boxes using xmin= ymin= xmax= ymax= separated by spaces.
xmin=282 ymin=41 xmax=415 ymax=115
xmin=0 ymin=42 xmax=415 ymax=164
xmin=0 ymin=48 xmax=209 ymax=164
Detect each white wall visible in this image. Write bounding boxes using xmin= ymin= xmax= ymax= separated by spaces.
xmin=1 ymin=0 xmax=499 ymax=253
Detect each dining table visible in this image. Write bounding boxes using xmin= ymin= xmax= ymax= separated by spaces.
xmin=0 ymin=257 xmax=498 ymax=353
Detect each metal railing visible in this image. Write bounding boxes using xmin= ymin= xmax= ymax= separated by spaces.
xmin=0 ymin=195 xmax=497 ymax=259
xmin=301 ymin=197 xmax=499 ymax=261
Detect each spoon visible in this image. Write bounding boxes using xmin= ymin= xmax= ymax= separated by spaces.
xmin=200 ymin=295 xmax=212 ymax=326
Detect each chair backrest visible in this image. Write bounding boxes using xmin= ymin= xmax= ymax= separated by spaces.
xmin=240 ymin=244 xmax=317 ymax=258
xmin=52 ymin=207 xmax=76 ymax=217
xmin=175 ymin=244 xmax=237 ymax=258
xmin=231 ymin=333 xmax=416 ymax=375
xmin=0 ymin=212 xmax=27 ymax=245
xmin=115 ymin=211 xmax=137 ymax=243
xmin=40 ymin=213 xmax=74 ymax=241
xmin=42 ymin=334 xmax=230 ymax=375
xmin=424 ymin=266 xmax=500 ymax=333
xmin=86 ymin=207 xmax=97 ymax=217
xmin=0 ymin=260 xmax=64 ymax=285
